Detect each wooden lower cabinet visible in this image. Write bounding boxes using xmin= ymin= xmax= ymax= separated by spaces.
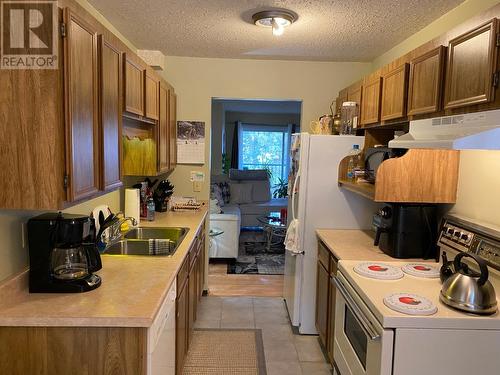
xmin=0 ymin=326 xmax=146 ymax=375
xmin=327 ymin=257 xmax=338 ymax=363
xmin=315 ymin=241 xmax=338 ymax=367
xmin=187 ymin=252 xmax=198 ymax=345
xmin=315 ymin=262 xmax=329 ymax=347
xmin=176 ymin=276 xmax=189 ymax=375
xmin=176 ymin=222 xmax=206 ymax=374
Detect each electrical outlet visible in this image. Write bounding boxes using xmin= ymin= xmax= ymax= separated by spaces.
xmin=193 ymin=181 xmax=202 ymax=192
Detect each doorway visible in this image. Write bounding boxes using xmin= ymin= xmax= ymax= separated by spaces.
xmin=208 ymin=98 xmax=302 ymax=297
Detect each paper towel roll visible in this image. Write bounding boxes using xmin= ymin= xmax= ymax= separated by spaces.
xmin=125 ymin=188 xmax=140 ymax=225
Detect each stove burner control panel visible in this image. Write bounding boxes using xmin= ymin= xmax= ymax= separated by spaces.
xmin=438 ymin=216 xmax=500 ymax=271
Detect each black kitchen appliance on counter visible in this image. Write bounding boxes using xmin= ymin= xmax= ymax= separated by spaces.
xmin=373 ymin=204 xmax=438 ymax=259
xmin=27 ymin=213 xmax=102 ymax=293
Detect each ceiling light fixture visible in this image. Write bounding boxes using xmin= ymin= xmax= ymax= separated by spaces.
xmin=252 ymin=10 xmax=296 ymax=36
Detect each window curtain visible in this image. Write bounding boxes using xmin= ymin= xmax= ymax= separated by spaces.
xmin=230 ymin=121 xmax=240 ymax=169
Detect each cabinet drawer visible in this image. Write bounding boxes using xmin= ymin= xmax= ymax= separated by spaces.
xmin=318 ymin=242 xmax=330 ymax=271
xmin=177 ymin=256 xmax=189 ymax=296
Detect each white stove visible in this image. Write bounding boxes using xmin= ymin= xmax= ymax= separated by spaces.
xmin=333 ymin=215 xmax=500 ymax=375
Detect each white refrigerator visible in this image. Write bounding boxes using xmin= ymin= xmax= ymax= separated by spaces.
xmin=284 ymin=133 xmax=380 ymax=334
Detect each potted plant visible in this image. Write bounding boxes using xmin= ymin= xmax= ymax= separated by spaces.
xmin=273 ymin=178 xmax=288 ymax=198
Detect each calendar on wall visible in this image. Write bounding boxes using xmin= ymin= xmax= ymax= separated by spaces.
xmin=177 ymin=121 xmax=205 ymax=164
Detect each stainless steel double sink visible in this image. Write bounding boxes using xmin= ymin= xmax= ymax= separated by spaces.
xmin=102 ymin=227 xmax=189 ymax=256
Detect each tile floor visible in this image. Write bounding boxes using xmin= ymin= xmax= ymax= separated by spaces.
xmin=194 ymin=296 xmax=332 ymax=375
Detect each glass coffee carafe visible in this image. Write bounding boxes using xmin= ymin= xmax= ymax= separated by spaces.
xmin=50 ymin=246 xmax=90 ymax=280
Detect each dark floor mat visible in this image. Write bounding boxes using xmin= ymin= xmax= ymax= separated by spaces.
xmin=227 ymin=254 xmax=285 ymax=275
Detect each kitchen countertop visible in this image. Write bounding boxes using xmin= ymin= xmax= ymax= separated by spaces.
xmin=0 ymin=205 xmax=207 ymax=328
xmin=316 ymin=229 xmax=436 ymax=262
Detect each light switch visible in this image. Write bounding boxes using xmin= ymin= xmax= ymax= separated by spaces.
xmin=193 ymin=181 xmax=202 ymax=192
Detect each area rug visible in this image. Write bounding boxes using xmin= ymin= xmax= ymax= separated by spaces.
xmin=182 ymin=329 xmax=267 ymax=375
xmin=227 ymin=254 xmax=285 ymax=275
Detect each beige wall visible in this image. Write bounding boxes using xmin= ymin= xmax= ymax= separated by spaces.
xmin=372 ymin=0 xmax=500 ymax=69
xmin=451 ymin=151 xmax=500 ymax=226
xmin=159 ymin=56 xmax=372 ymax=200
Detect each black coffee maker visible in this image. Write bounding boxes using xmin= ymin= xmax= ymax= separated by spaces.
xmin=373 ymin=204 xmax=438 ymax=259
xmin=27 ymin=212 xmax=102 ymax=293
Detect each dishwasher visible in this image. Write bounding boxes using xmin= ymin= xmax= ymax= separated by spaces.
xmin=149 ymin=279 xmax=177 ymax=375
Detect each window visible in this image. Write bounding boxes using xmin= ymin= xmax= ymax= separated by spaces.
xmin=238 ymin=123 xmax=292 ymax=193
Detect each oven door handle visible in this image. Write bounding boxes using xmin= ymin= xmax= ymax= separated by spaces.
xmin=333 ymin=276 xmax=380 ymax=341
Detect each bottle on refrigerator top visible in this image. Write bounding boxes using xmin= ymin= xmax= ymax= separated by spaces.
xmin=347 ymin=144 xmax=362 ymax=181
xmin=340 ymin=102 xmax=359 ymax=135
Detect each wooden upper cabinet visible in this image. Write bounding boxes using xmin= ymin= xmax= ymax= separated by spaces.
xmin=444 ymin=19 xmax=499 ymax=109
xmin=381 ymin=63 xmax=409 ymax=121
xmin=124 ymin=55 xmax=145 ymax=116
xmin=158 ymin=84 xmax=170 ymax=174
xmin=169 ymin=91 xmax=178 ymax=168
xmin=408 ymin=46 xmax=446 ymax=116
xmin=337 ymin=89 xmax=348 ymax=114
xmin=347 ymin=83 xmax=362 ymax=106
xmin=361 ymin=77 xmax=382 ymax=125
xmin=99 ymin=36 xmax=123 ymax=192
xmin=63 ymin=9 xmax=100 ymax=202
xmin=145 ymin=72 xmax=159 ymax=120
xmin=347 ymin=82 xmax=363 ymax=127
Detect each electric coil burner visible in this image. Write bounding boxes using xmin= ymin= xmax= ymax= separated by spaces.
xmin=353 ymin=262 xmax=404 ymax=280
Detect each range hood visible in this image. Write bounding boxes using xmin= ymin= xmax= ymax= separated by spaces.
xmin=388 ymin=109 xmax=500 ymax=150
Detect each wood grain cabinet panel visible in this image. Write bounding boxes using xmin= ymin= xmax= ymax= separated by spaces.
xmin=327 ymin=272 xmax=337 ymax=362
xmin=347 ymin=82 xmax=363 ymax=128
xmin=338 ymin=89 xmax=348 ymax=114
xmin=63 ymin=9 xmax=100 ymax=202
xmin=444 ymin=19 xmax=499 ymax=109
xmin=145 ymin=73 xmax=159 ymax=120
xmin=361 ymin=77 xmax=382 ymax=125
xmin=176 ymin=277 xmax=188 ymax=375
xmin=315 ymin=261 xmax=329 ymax=348
xmin=0 ymin=326 xmax=146 ymax=375
xmin=169 ymin=91 xmax=178 ymax=168
xmin=408 ymin=46 xmax=446 ymax=116
xmin=124 ymin=56 xmax=145 ymax=116
xmin=381 ymin=64 xmax=409 ymax=121
xmin=187 ymin=254 xmax=197 ymax=346
xmin=99 ymin=36 xmax=123 ymax=191
xmin=158 ymin=84 xmax=170 ymax=174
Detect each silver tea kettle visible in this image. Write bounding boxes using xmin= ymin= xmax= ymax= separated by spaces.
xmin=440 ymin=252 xmax=498 ymax=315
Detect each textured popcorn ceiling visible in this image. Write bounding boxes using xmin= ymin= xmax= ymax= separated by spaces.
xmin=87 ymin=0 xmax=464 ymax=61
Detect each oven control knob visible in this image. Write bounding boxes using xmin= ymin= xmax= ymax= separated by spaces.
xmin=460 ymin=233 xmax=470 ymax=242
